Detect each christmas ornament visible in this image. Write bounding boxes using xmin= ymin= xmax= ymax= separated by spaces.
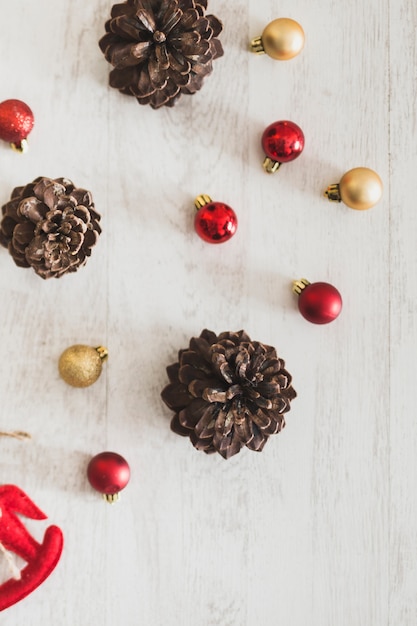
xmin=194 ymin=195 xmax=237 ymax=243
xmin=0 ymin=177 xmax=101 ymax=279
xmin=261 ymin=120 xmax=305 ymax=173
xmin=293 ymin=279 xmax=342 ymax=324
xmin=99 ymin=0 xmax=224 ymax=109
xmin=58 ymin=345 xmax=108 ymax=388
xmin=87 ymin=452 xmax=131 ymax=503
xmin=0 ymin=99 xmax=34 ymax=153
xmin=324 ymin=167 xmax=383 ymax=210
xmin=250 ymin=18 xmax=304 ymax=60
xmin=0 ymin=485 xmax=63 ymax=612
xmin=161 ymin=329 xmax=297 ymax=459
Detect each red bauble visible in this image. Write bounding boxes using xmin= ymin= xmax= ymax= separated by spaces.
xmin=195 ymin=201 xmax=237 ymax=243
xmin=297 ymin=281 xmax=342 ymax=324
xmin=87 ymin=452 xmax=130 ymax=502
xmin=262 ymin=120 xmax=304 ymax=164
xmin=0 ymin=99 xmax=34 ymax=149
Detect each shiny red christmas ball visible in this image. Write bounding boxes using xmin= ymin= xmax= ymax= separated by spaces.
xmin=262 ymin=120 xmax=304 ymax=163
xmin=297 ymin=281 xmax=342 ymax=324
xmin=0 ymin=99 xmax=34 ymax=147
xmin=195 ymin=201 xmax=237 ymax=243
xmin=87 ymin=451 xmax=130 ymax=502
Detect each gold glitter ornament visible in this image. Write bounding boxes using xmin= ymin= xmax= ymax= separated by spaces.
xmin=58 ymin=345 xmax=108 ymax=388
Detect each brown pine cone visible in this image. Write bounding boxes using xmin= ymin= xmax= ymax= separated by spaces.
xmin=99 ymin=0 xmax=223 ymax=109
xmin=0 ymin=177 xmax=101 ymax=279
xmin=161 ymin=329 xmax=297 ymax=459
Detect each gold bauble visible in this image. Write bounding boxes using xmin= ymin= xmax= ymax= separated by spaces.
xmin=338 ymin=167 xmax=383 ymax=210
xmin=58 ymin=345 xmax=108 ymax=388
xmin=261 ymin=18 xmax=305 ymax=60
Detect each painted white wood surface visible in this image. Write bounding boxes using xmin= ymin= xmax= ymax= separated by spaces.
xmin=0 ymin=0 xmax=415 ymax=624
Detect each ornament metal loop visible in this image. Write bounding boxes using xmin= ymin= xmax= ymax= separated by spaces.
xmin=249 ymin=36 xmax=265 ymax=55
xmin=292 ymin=278 xmax=310 ymax=295
xmin=194 ymin=194 xmax=212 ymax=210
xmin=263 ymin=157 xmax=281 ymax=174
xmin=10 ymin=139 xmax=28 ymax=154
xmin=324 ymin=183 xmax=341 ymax=202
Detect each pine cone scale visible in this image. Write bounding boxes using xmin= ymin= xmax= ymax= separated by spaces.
xmin=160 ymin=8 xmax=182 ymax=34
xmin=136 ymin=9 xmax=156 ymax=32
xmin=113 ymin=15 xmax=147 ymax=39
xmin=161 ymin=382 xmax=192 ymax=410
xmin=13 ymin=222 xmax=35 ymax=245
xmin=194 ymin=405 xmax=216 ymax=439
xmin=234 ymin=417 xmax=254 ymax=446
xmin=178 ymin=8 xmax=199 ymax=30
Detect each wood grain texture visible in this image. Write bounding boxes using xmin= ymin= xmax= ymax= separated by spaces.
xmin=0 ymin=0 xmax=415 ymax=624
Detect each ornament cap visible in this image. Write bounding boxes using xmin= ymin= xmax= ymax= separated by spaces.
xmin=95 ymin=346 xmax=109 ymax=361
xmin=249 ymin=36 xmax=265 ymax=55
xmin=324 ymin=183 xmax=342 ymax=203
xmin=103 ymin=493 xmax=120 ymax=504
xmin=263 ymin=157 xmax=281 ymax=174
xmin=10 ymin=139 xmax=29 ymax=154
xmin=292 ymin=278 xmax=311 ymax=295
xmin=194 ymin=194 xmax=213 ymax=210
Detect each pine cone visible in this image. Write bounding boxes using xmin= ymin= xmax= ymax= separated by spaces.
xmin=161 ymin=329 xmax=297 ymax=459
xmin=0 ymin=177 xmax=101 ymax=279
xmin=99 ymin=0 xmax=224 ymax=109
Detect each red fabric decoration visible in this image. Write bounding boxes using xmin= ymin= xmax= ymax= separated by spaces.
xmin=0 ymin=485 xmax=63 ymax=611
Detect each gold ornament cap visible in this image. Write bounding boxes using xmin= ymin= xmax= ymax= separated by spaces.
xmin=194 ymin=194 xmax=212 ymax=210
xmin=250 ymin=18 xmax=305 ymax=60
xmin=292 ymin=278 xmax=310 ymax=295
xmin=58 ymin=344 xmax=108 ymax=388
xmin=11 ymin=139 xmax=29 ymax=154
xmin=263 ymin=157 xmax=281 ymax=174
xmin=324 ymin=167 xmax=383 ymax=210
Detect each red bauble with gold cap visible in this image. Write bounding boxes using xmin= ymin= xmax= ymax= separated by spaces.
xmin=262 ymin=120 xmax=304 ymax=173
xmin=0 ymin=99 xmax=34 ymax=152
xmin=194 ymin=194 xmax=237 ymax=243
xmin=87 ymin=451 xmax=130 ymax=503
xmin=293 ymin=279 xmax=342 ymax=324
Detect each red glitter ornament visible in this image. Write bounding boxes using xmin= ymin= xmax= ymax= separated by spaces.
xmin=87 ymin=452 xmax=130 ymax=503
xmin=0 ymin=99 xmax=34 ymax=152
xmin=0 ymin=484 xmax=63 ymax=611
xmin=293 ymin=278 xmax=342 ymax=324
xmin=194 ymin=194 xmax=237 ymax=243
xmin=261 ymin=120 xmax=304 ymax=173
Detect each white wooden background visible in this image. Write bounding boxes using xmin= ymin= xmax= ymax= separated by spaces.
xmin=0 ymin=0 xmax=415 ymax=624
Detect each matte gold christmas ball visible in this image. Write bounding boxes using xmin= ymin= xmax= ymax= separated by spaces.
xmin=338 ymin=167 xmax=383 ymax=210
xmin=58 ymin=345 xmax=108 ymax=387
xmin=257 ymin=18 xmax=305 ymax=60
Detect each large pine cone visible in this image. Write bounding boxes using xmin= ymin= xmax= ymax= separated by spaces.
xmin=99 ymin=0 xmax=223 ymax=109
xmin=0 ymin=177 xmax=101 ymax=279
xmin=161 ymin=329 xmax=297 ymax=459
